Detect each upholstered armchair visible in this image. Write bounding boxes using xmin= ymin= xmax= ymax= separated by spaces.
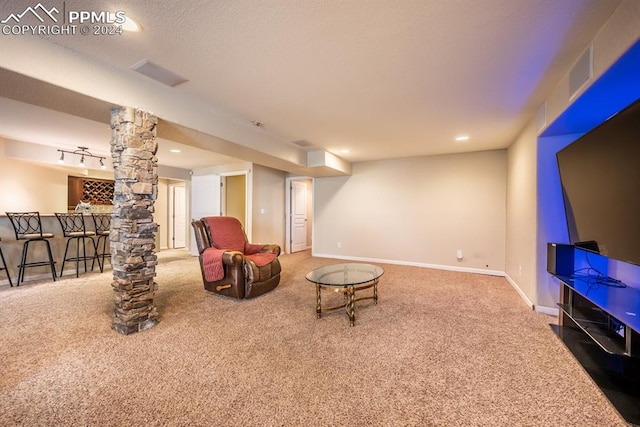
xmin=191 ymin=216 xmax=281 ymax=299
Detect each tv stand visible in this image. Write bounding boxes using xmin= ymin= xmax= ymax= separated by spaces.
xmin=556 ymin=275 xmax=640 ymax=356
xmin=548 ymin=243 xmax=640 ymax=356
xmin=548 ymin=243 xmax=640 ymax=424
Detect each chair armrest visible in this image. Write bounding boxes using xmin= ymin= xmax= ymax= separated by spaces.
xmin=221 ymin=250 xmax=244 ymax=266
xmin=260 ymin=245 xmax=281 ymax=256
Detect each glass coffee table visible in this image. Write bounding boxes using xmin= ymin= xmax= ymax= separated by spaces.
xmin=305 ymin=263 xmax=384 ymax=326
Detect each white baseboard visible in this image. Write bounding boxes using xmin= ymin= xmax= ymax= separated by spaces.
xmin=503 ymin=275 xmax=559 ymax=316
xmin=311 ymin=252 xmax=505 ymax=277
xmin=311 ymin=253 xmax=548 ymax=312
xmin=504 ymin=274 xmax=534 ymax=309
xmin=534 ymin=305 xmax=559 ymax=317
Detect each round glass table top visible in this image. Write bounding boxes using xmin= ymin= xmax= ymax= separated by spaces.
xmin=305 ymin=263 xmax=384 ymax=287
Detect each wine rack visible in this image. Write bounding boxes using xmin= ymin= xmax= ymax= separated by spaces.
xmin=68 ymin=176 xmax=114 ymax=210
xmin=82 ymin=179 xmax=114 ymax=205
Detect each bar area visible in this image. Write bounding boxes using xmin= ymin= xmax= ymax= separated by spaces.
xmin=0 ymin=135 xmax=117 ymax=285
xmin=0 ymin=189 xmax=113 ymax=286
xmin=0 ymin=136 xmax=177 ymax=289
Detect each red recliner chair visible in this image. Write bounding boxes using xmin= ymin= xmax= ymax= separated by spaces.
xmin=191 ymin=216 xmax=281 ymax=299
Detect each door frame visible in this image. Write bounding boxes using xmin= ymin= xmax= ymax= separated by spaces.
xmin=285 ymin=176 xmax=313 ymax=254
xmin=169 ymin=183 xmax=187 ymax=249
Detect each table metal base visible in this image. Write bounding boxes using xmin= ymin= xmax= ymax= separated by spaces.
xmin=315 ymin=279 xmax=378 ymax=326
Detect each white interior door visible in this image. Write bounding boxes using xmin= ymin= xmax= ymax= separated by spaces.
xmin=172 ymin=185 xmax=186 ymax=248
xmin=291 ymin=180 xmax=308 ymax=252
xmin=190 ymin=174 xmax=221 ymax=255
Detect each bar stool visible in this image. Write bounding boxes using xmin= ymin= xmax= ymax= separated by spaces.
xmin=0 ymin=237 xmax=14 ymax=287
xmin=91 ymin=213 xmax=112 ymax=272
xmin=5 ymin=212 xmax=57 ymax=284
xmin=55 ymin=213 xmax=99 ymax=278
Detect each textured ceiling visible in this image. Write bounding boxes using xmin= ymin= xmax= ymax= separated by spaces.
xmin=0 ymin=0 xmax=622 ymax=168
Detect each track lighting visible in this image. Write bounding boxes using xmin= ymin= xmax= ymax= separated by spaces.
xmin=56 ymin=146 xmax=107 ymax=169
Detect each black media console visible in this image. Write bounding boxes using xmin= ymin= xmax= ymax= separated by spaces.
xmin=548 ymin=243 xmax=640 ymax=355
xmin=548 ymin=243 xmax=640 ymax=425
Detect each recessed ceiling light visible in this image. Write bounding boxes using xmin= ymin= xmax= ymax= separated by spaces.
xmin=170 ymin=149 xmax=181 ymax=153
xmin=109 ymin=12 xmax=141 ymax=32
xmin=341 ymin=149 xmax=350 ymax=154
xmin=122 ymin=16 xmax=141 ymax=32
xmin=455 ymin=135 xmax=470 ymax=141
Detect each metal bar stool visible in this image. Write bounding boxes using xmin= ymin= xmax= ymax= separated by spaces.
xmin=0 ymin=237 xmax=14 ymax=287
xmin=55 ymin=213 xmax=100 ymax=278
xmin=91 ymin=213 xmax=112 ymax=272
xmin=5 ymin=212 xmax=57 ymax=284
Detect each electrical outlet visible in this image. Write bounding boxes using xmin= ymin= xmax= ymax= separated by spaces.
xmin=337 ymin=242 xmax=342 ymax=248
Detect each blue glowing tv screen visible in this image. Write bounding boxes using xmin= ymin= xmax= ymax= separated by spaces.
xmin=556 ymin=97 xmax=640 ymax=266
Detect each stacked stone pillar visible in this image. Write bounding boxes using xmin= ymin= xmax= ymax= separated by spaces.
xmin=109 ymin=107 xmax=159 ymax=335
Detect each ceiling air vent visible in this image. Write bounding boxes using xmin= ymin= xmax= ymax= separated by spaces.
xmin=131 ymin=59 xmax=188 ymax=87
xmin=293 ymin=140 xmax=314 ymax=148
xmin=569 ymin=44 xmax=593 ymax=99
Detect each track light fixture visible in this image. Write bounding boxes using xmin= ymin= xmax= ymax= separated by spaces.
xmin=56 ymin=146 xmax=107 ymax=169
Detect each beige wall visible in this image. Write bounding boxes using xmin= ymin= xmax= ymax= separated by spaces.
xmin=505 ymin=123 xmax=538 ymax=306
xmin=505 ymin=0 xmax=640 ymax=310
xmin=314 ymin=150 xmax=507 ymax=274
xmin=0 ymin=138 xmax=69 ymax=213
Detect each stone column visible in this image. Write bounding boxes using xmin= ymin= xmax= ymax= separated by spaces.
xmin=109 ymin=107 xmax=159 ymax=335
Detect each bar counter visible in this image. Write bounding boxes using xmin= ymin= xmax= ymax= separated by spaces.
xmin=0 ymin=213 xmax=111 ymax=285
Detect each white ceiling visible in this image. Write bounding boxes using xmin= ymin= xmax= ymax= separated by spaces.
xmin=0 ymin=0 xmax=622 ymax=169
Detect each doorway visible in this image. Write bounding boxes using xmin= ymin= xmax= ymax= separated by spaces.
xmin=221 ymin=173 xmax=247 ymax=228
xmin=286 ymin=177 xmax=313 ymax=253
xmin=169 ymin=183 xmax=187 ymax=249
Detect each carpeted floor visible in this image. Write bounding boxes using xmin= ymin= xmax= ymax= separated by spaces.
xmin=0 ymin=249 xmax=627 ymax=426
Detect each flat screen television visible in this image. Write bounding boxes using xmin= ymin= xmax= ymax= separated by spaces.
xmin=556 ymin=97 xmax=640 ymax=266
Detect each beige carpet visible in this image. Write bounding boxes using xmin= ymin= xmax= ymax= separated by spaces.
xmin=0 ymin=249 xmax=627 ymax=426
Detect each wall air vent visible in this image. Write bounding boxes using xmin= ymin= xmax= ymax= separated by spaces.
xmin=131 ymin=59 xmax=188 ymax=87
xmin=569 ymin=44 xmax=593 ymax=99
